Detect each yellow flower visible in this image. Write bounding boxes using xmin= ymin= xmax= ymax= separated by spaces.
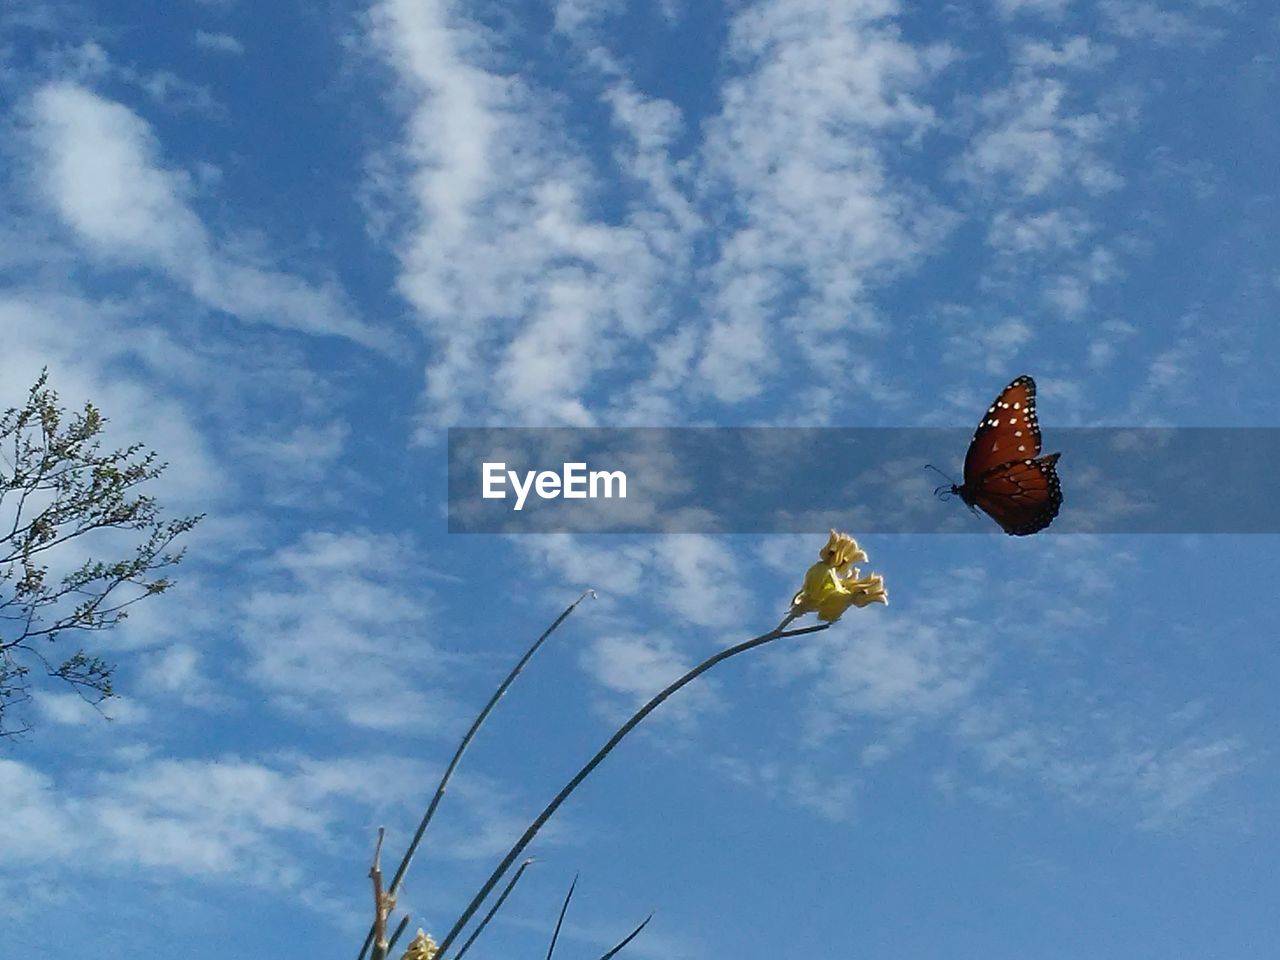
xmin=817 ymin=529 xmax=867 ymax=573
xmin=400 ymin=930 xmax=438 ymax=960
xmin=791 ymin=530 xmax=888 ymax=622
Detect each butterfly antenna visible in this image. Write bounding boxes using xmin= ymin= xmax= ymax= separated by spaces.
xmin=924 ymin=464 xmax=957 ymax=500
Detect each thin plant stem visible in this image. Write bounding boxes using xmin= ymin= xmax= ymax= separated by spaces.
xmin=546 ymin=873 xmax=578 ymax=960
xmin=385 ymin=916 xmax=412 ymax=956
xmin=358 ymin=590 xmax=594 ymax=960
xmin=434 ymin=613 xmax=829 ymax=960
xmin=453 ymin=859 xmax=535 ymax=960
xmin=599 ymin=914 xmax=653 ymax=960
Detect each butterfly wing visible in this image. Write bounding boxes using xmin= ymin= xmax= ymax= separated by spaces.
xmin=963 ymin=375 xmax=1042 ymax=486
xmin=968 ymin=453 xmax=1063 ymax=536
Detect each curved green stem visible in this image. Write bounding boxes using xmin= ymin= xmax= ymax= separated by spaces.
xmin=384 ymin=916 xmax=412 ymax=956
xmin=453 ymin=859 xmax=535 ymax=960
xmin=434 ymin=613 xmax=828 ymax=960
xmin=545 ymin=873 xmax=578 ymax=960
xmin=358 ymin=590 xmax=594 ymax=960
xmin=599 ymin=913 xmax=653 ymax=960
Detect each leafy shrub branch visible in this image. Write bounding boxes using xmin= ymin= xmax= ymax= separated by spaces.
xmin=0 ymin=370 xmax=201 ymax=736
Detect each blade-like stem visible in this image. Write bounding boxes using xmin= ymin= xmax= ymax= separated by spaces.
xmin=434 ymin=614 xmax=828 ymax=960
xmin=385 ymin=915 xmax=412 ymax=956
xmin=599 ymin=914 xmax=653 ymax=960
xmin=545 ymin=873 xmax=578 ymax=960
xmin=453 ymin=859 xmax=535 ymax=960
xmin=358 ymin=590 xmax=594 ymax=960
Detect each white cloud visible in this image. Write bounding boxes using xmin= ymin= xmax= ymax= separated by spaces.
xmin=193 ymin=30 xmax=244 ymax=55
xmin=945 ymin=314 xmax=1033 ymax=375
xmin=0 ymin=745 xmax=579 ymax=933
xmin=515 ymin=535 xmax=652 ymax=600
xmin=991 ymin=0 xmax=1071 ymax=17
xmin=1042 ymin=245 xmax=1120 ymax=318
xmin=1098 ymin=0 xmax=1227 ymax=46
xmin=238 ymin=529 xmax=449 ymax=730
xmin=599 ymin=80 xmax=700 ymax=244
xmin=714 ymin=754 xmax=857 ymax=821
xmin=138 ymin=643 xmax=226 ymax=708
xmin=1129 ymin=737 xmax=1247 ymax=829
xmin=957 ymin=76 xmax=1123 ymax=198
xmin=654 ymin=534 xmax=755 ymax=631
xmin=0 ymin=761 xmax=79 ymax=861
xmin=369 ymin=0 xmax=676 ymax=427
xmin=38 ymin=41 xmax=224 ymax=114
xmin=35 ymin=691 xmax=149 ymax=726
xmin=1123 ymin=326 xmax=1209 ymax=420
xmin=953 ymin=702 xmax=1248 ymax=828
xmin=959 ymin=28 xmax=1134 ymax=348
xmin=231 ymin=419 xmax=354 ymax=507
xmin=25 ymin=82 xmax=390 ymax=351
xmin=0 ymin=751 xmax=426 ymax=883
xmin=0 ymin=291 xmax=226 ymax=510
xmin=580 ymin=634 xmax=714 ymax=721
xmin=1014 ymin=36 xmax=1115 ymax=71
xmin=552 ymin=0 xmax=624 ymax=37
xmin=804 ymin=618 xmax=986 ymax=729
xmin=1086 ymin=318 xmax=1139 ymax=367
xmin=696 ymin=0 xmax=953 ymax=403
xmin=372 ymin=0 xmax=957 ymax=425
xmin=988 ymin=207 xmax=1092 ymax=255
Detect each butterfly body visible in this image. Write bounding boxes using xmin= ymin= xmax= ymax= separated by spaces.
xmin=950 ymin=375 xmax=1063 ymax=536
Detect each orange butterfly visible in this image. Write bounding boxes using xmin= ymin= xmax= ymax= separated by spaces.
xmin=945 ymin=375 xmax=1063 ymax=536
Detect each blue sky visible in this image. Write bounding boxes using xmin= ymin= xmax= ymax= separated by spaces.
xmin=2 ymin=0 xmax=1278 ymax=957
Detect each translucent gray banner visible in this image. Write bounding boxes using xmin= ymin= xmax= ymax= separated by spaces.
xmin=446 ymin=428 xmax=1280 ymax=534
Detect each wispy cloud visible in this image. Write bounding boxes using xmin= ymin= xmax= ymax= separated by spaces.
xmin=957 ymin=76 xmax=1122 ymax=199
xmin=369 ymin=0 xmax=678 ymax=427
xmin=1098 ymin=0 xmax=1231 ymax=47
xmin=581 ymin=634 xmax=718 ymax=723
xmin=987 ymin=207 xmax=1093 ymax=256
xmin=991 ymin=0 xmax=1071 ymax=18
xmin=945 ymin=313 xmax=1034 ymax=375
xmin=138 ymin=643 xmax=227 ymax=709
xmin=35 ymin=691 xmax=150 ymax=726
xmin=39 ymin=41 xmax=225 ymax=114
xmin=371 ymin=0 xmax=958 ymax=425
xmin=238 ymin=529 xmax=449 ymax=731
xmin=714 ymin=753 xmax=858 ymax=821
xmin=193 ymin=30 xmax=244 ymax=56
xmin=800 ymin=616 xmax=987 ymax=734
xmin=0 ymin=290 xmax=227 ymax=509
xmin=653 ymin=535 xmax=755 ymax=631
xmin=0 ymin=751 xmax=430 ymax=897
xmin=696 ymin=0 xmax=954 ymax=405
xmin=953 ymin=700 xmax=1249 ymax=828
xmin=24 ymin=82 xmax=392 ymax=351
xmin=1014 ymin=35 xmax=1115 ymax=71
